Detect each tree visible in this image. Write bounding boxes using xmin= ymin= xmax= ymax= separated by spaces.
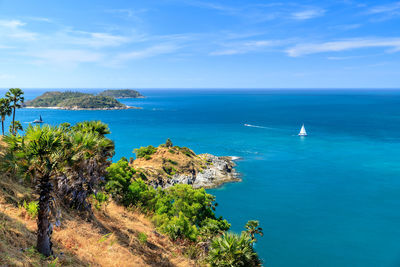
xmin=5 ymin=88 xmax=24 ymax=135
xmin=244 ymin=220 xmax=263 ymax=243
xmin=57 ymin=125 xmax=114 ymax=210
xmin=0 ymin=98 xmax=12 ymax=136
xmin=3 ymin=125 xmax=67 ymax=256
xmin=9 ymin=120 xmax=23 ymax=134
xmin=1 ymin=121 xmax=115 ymax=256
xmin=165 ymin=138 xmax=173 ymax=148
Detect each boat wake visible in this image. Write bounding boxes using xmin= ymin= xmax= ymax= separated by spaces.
xmin=243 ymin=123 xmax=268 ymax=129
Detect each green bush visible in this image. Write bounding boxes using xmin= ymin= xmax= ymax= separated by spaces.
xmin=179 ymin=147 xmax=195 ymax=157
xmin=208 ymin=232 xmax=261 ymax=267
xmin=105 ymin=158 xmax=136 ymax=205
xmin=106 ymin=164 xmax=230 ymax=241
xmin=137 ymin=232 xmax=148 ymax=244
xmin=23 ymin=200 xmax=39 ymax=218
xmin=92 ymin=192 xmax=109 ymax=210
xmin=134 ymin=145 xmax=157 ymax=159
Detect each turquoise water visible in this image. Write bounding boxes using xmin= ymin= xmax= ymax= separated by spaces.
xmin=2 ymin=88 xmax=400 ymax=266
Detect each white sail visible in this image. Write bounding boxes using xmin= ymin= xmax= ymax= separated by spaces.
xmin=298 ymin=124 xmax=307 ymax=136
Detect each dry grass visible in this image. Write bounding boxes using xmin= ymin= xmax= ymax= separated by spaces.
xmin=0 ymin=172 xmax=195 ymax=267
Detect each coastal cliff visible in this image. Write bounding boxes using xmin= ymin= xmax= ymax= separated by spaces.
xmin=131 ymin=140 xmax=241 ymax=189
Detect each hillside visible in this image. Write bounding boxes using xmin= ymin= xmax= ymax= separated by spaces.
xmin=99 ymin=89 xmax=144 ymax=99
xmin=131 ymin=141 xmax=240 ymax=189
xmin=0 ymin=137 xmax=193 ymax=267
xmin=24 ymin=91 xmax=139 ymax=110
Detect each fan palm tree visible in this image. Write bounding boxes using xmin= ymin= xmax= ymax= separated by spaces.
xmin=244 ymin=220 xmax=263 ymax=243
xmin=3 ymin=125 xmax=67 ymax=256
xmin=58 ymin=128 xmax=114 ymax=210
xmin=208 ymin=232 xmax=261 ymax=267
xmin=72 ymin=120 xmax=111 ymax=136
xmin=5 ymin=88 xmax=24 ymax=135
xmin=1 ymin=121 xmax=115 ymax=256
xmin=9 ymin=120 xmax=23 ymax=135
xmin=0 ymin=98 xmax=12 ymax=136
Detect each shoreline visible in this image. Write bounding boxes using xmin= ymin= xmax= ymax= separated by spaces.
xmin=23 ymin=106 xmax=142 ymax=111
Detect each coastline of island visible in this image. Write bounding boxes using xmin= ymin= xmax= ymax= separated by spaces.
xmin=24 ymin=89 xmax=144 ymax=110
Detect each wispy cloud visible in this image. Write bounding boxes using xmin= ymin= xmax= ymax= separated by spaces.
xmin=210 ymin=40 xmax=282 ymax=55
xmin=287 ymin=38 xmax=400 ymax=57
xmin=57 ymin=30 xmax=131 ymax=48
xmin=29 ymin=49 xmax=104 ymax=66
xmin=0 ymin=19 xmax=25 ymax=28
xmin=291 ymin=8 xmax=325 ymax=20
xmin=367 ymin=2 xmax=400 ymax=15
xmin=114 ymin=43 xmax=180 ymax=62
xmin=0 ymin=19 xmax=37 ymax=41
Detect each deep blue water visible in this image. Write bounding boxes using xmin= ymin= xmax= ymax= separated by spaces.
xmin=2 ymin=88 xmax=400 ymax=266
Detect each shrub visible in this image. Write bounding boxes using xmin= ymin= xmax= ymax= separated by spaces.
xmin=179 ymin=147 xmax=195 ymax=157
xmin=105 ymin=158 xmax=136 ymax=205
xmin=137 ymin=232 xmax=148 ymax=244
xmin=208 ymin=232 xmax=261 ymax=267
xmin=134 ymin=145 xmax=157 ymax=159
xmin=167 ymin=159 xmax=178 ymax=165
xmin=23 ymin=200 xmax=39 ymax=218
xmin=92 ymin=192 xmax=109 ymax=210
xmin=165 ymin=138 xmax=173 ymax=148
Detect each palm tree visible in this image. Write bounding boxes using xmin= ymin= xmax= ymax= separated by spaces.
xmin=208 ymin=232 xmax=261 ymax=267
xmin=2 ymin=125 xmax=67 ymax=256
xmin=5 ymin=88 xmax=24 ymax=135
xmin=244 ymin=220 xmax=263 ymax=243
xmin=1 ymin=121 xmax=115 ymax=256
xmin=0 ymin=98 xmax=12 ymax=136
xmin=9 ymin=120 xmax=23 ymax=135
xmin=72 ymin=120 xmax=111 ymax=136
xmin=58 ymin=127 xmax=114 ymax=210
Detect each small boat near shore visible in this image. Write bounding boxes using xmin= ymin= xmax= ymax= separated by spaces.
xmin=298 ymin=124 xmax=307 ymax=136
xmin=33 ymin=115 xmax=44 ymax=124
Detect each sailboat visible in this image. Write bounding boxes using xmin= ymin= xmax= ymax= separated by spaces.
xmin=298 ymin=124 xmax=307 ymax=136
xmin=33 ymin=115 xmax=44 ymax=124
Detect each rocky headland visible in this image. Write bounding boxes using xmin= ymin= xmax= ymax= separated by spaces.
xmin=131 ymin=141 xmax=241 ymax=189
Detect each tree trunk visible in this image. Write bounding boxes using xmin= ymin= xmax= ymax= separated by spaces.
xmin=36 ymin=175 xmax=53 ymax=257
xmin=11 ymin=105 xmax=15 ymax=135
xmin=1 ymin=119 xmax=4 ymax=136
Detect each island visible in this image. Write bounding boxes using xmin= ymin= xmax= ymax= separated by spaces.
xmin=24 ymin=91 xmax=142 ymax=110
xmin=130 ymin=139 xmax=241 ymax=189
xmin=98 ymin=89 xmax=144 ymax=99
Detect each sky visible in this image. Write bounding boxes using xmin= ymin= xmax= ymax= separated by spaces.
xmin=0 ymin=0 xmax=400 ymax=88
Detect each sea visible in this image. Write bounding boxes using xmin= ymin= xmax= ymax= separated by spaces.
xmin=1 ymin=88 xmax=400 ymax=267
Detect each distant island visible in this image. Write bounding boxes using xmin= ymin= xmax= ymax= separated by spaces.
xmin=98 ymin=89 xmax=144 ymax=99
xmin=24 ymin=90 xmax=143 ymax=110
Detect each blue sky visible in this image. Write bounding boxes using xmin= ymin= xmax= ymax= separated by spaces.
xmin=0 ymin=0 xmax=400 ymax=88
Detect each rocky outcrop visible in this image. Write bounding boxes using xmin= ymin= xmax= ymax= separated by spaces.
xmin=131 ymin=144 xmax=241 ymax=189
xmin=168 ymin=154 xmax=241 ymax=189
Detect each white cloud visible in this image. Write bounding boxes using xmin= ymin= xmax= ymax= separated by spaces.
xmin=0 ymin=19 xmax=26 ymax=28
xmin=30 ymin=49 xmax=103 ymax=65
xmin=211 ymin=40 xmax=282 ymax=55
xmin=59 ymin=30 xmax=131 ymax=48
xmin=367 ymin=2 xmax=400 ymax=14
xmin=113 ymin=44 xmax=180 ymax=64
xmin=291 ymin=8 xmax=325 ymax=20
xmin=0 ymin=19 xmax=37 ymax=41
xmin=286 ymin=38 xmax=400 ymax=57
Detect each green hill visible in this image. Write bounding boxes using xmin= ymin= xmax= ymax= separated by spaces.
xmin=98 ymin=89 xmax=144 ymax=98
xmin=24 ymin=91 xmax=136 ymax=110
